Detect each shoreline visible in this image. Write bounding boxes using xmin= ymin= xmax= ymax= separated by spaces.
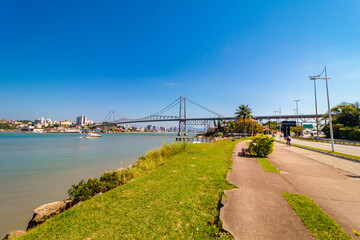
xmin=0 ymin=134 xmax=178 ymax=237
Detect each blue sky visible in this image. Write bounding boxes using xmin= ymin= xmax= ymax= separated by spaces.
xmin=1 ymin=0 xmax=360 ymax=123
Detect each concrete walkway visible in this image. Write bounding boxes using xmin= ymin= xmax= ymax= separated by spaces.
xmin=220 ymin=141 xmax=315 ymax=240
xmin=220 ymin=140 xmax=360 ymax=239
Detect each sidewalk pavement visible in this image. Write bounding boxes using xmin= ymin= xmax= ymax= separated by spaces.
xmin=220 ymin=141 xmax=315 ymax=240
xmin=220 ymin=140 xmax=360 ymax=239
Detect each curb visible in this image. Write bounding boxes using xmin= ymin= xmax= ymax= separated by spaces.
xmin=276 ymin=141 xmax=360 ymax=164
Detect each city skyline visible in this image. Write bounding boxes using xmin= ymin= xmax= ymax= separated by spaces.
xmin=1 ymin=1 xmax=360 ymax=122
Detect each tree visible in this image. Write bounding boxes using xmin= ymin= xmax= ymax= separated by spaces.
xmin=263 ymin=121 xmax=278 ymax=133
xmin=322 ymin=102 xmax=360 ymax=140
xmin=236 ymin=119 xmax=263 ymax=135
xmin=235 ymin=104 xmax=254 ymax=134
xmin=324 ymin=102 xmax=360 ymax=127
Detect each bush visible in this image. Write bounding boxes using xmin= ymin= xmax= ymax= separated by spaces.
xmin=250 ymin=134 xmax=275 ymax=157
xmin=204 ymin=131 xmax=222 ymax=137
xmin=323 ymin=124 xmax=360 ymax=141
xmin=68 ymin=141 xmax=191 ymax=202
xmin=67 ymin=178 xmax=105 ymax=202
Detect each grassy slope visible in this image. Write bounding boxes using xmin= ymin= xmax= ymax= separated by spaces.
xmin=19 ymin=140 xmax=239 ymax=240
xmin=282 ymin=193 xmax=351 ymax=240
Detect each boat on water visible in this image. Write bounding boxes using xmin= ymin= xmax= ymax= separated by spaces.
xmin=84 ymin=133 xmax=102 ymax=138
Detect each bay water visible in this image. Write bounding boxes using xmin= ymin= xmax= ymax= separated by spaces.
xmin=0 ymin=132 xmax=186 ymax=236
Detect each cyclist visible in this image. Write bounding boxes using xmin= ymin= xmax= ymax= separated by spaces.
xmin=286 ymin=136 xmax=291 ymax=147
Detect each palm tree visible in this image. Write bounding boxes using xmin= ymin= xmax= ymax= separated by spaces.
xmin=235 ymin=105 xmax=253 ymax=135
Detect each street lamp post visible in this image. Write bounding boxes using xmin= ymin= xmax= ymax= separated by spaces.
xmin=309 ymin=67 xmax=335 ymax=152
xmin=294 ymin=100 xmax=300 ymax=136
xmin=309 ymin=76 xmax=319 ymax=137
xmin=323 ymin=67 xmax=335 ymax=152
xmin=279 ymin=107 xmax=282 ymax=136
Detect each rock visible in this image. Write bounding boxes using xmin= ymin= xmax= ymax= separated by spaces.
xmin=27 ymin=199 xmax=74 ymax=230
xmin=1 ymin=230 xmax=26 ymax=240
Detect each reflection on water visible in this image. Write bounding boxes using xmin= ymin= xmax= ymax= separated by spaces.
xmin=0 ymin=132 xmax=187 ymax=236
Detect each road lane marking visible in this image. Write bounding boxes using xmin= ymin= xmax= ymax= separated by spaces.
xmin=321 ymin=157 xmax=332 ymax=162
xmin=338 ymin=163 xmax=354 ymax=168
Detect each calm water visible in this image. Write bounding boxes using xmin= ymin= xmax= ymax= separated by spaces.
xmin=0 ymin=132 xmax=188 ymax=236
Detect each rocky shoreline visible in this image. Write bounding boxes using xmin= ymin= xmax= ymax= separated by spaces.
xmin=2 ymin=200 xmax=75 ymax=239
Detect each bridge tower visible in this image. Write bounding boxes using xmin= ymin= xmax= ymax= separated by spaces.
xmin=178 ymin=97 xmax=187 ymax=136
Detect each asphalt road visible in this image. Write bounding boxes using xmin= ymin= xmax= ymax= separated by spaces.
xmin=282 ymin=137 xmax=360 ymax=157
xmin=276 ymin=142 xmax=360 ymax=176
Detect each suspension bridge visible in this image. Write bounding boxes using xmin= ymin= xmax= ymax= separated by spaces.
xmin=102 ymin=97 xmax=321 ymax=135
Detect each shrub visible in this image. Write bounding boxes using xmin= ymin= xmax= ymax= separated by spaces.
xmin=68 ymin=141 xmax=191 ymax=202
xmin=67 ymin=178 xmax=105 ymax=202
xmin=250 ymin=134 xmax=275 ymax=157
xmin=99 ymin=170 xmax=132 ymax=192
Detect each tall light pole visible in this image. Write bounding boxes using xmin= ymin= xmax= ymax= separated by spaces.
xmin=294 ymin=100 xmax=300 ymax=136
xmin=279 ymin=107 xmax=282 ymax=135
xmin=310 ymin=67 xmax=335 ymax=152
xmin=322 ymin=67 xmax=334 ymax=152
xmin=309 ymin=76 xmax=319 ymax=137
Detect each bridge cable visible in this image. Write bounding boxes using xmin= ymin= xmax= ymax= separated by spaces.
xmin=186 ymin=98 xmax=224 ymax=118
xmin=151 ymin=97 xmax=180 ymax=116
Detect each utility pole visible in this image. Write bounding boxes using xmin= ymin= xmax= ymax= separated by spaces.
xmin=274 ymin=110 xmax=279 ymax=138
xmin=294 ymin=100 xmax=300 ymax=136
xmin=322 ymin=67 xmax=334 ymax=152
xmin=309 ymin=76 xmax=319 ymax=137
xmin=279 ymin=107 xmax=282 ymax=136
xmin=310 ymin=67 xmax=335 ymax=152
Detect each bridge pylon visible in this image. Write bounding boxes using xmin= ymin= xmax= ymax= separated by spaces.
xmin=178 ymin=97 xmax=187 ymax=136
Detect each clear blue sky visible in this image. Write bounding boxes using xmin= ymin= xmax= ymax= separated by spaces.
xmin=1 ymin=0 xmax=360 ymax=123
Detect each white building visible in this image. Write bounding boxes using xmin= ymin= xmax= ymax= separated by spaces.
xmin=76 ymin=115 xmax=87 ymax=126
xmin=46 ymin=119 xmax=53 ymax=126
xmin=60 ymin=120 xmax=72 ymax=126
xmin=35 ymin=117 xmax=45 ymax=126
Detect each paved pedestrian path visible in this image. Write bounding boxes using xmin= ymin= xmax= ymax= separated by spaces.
xmin=220 ymin=140 xmax=360 ymax=239
xmin=220 ymin=141 xmax=314 ymax=240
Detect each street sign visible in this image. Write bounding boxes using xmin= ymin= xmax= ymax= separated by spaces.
xmin=303 ymin=124 xmax=313 ymax=129
xmin=282 ymin=121 xmax=296 ymax=127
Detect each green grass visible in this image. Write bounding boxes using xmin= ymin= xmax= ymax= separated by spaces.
xmin=276 ymin=140 xmax=360 ymax=161
xmin=18 ymin=139 xmax=240 ymax=240
xmin=256 ymin=157 xmax=280 ymax=173
xmin=282 ymin=193 xmax=351 ymax=240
